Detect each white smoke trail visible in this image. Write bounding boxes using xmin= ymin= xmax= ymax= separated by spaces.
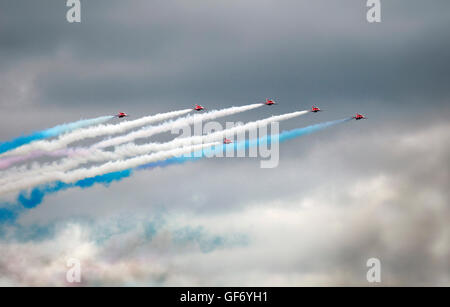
xmin=0 ymin=109 xmax=193 ymax=158
xmin=92 ymin=104 xmax=263 ymax=149
xmin=0 ymin=142 xmax=220 ymax=196
xmin=0 ymin=110 xmax=309 ymax=187
xmin=0 ymin=104 xmax=262 ymax=184
xmin=135 ymin=109 xmax=311 ymax=152
xmin=0 ymin=115 xmax=114 ymax=156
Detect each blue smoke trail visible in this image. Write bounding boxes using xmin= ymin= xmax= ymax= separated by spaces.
xmin=0 ymin=116 xmax=114 ymax=155
xmin=2 ymin=118 xmax=350 ymax=212
xmin=0 ymin=207 xmax=17 ymax=223
xmin=3 ymin=170 xmax=132 ymax=211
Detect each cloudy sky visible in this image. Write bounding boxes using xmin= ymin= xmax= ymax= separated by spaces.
xmin=0 ymin=0 xmax=448 ymax=286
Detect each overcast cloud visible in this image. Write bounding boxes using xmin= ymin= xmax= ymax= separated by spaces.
xmin=0 ymin=0 xmax=448 ymax=286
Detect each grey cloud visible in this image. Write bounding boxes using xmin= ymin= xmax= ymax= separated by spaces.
xmin=0 ymin=0 xmax=449 ymax=286
xmin=1 ymin=0 xmax=449 ymax=112
xmin=3 ymin=121 xmax=446 ymax=285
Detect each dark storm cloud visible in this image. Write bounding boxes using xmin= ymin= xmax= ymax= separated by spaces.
xmin=0 ymin=0 xmax=449 ymax=286
xmin=1 ymin=0 xmax=449 ymax=111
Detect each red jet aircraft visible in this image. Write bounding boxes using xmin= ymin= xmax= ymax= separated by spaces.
xmin=116 ymin=112 xmax=128 ymax=118
xmin=352 ymin=113 xmax=367 ymax=120
xmin=223 ymin=137 xmax=233 ymax=144
xmin=311 ymin=106 xmax=322 ymax=112
xmin=194 ymin=104 xmax=205 ymax=111
xmin=264 ymin=98 xmax=276 ymax=105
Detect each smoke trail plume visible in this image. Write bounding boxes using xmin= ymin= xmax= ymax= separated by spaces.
xmin=15 ymin=170 xmax=133 ymax=209
xmin=0 ymin=116 xmax=114 ymax=155
xmin=0 ymin=104 xmax=259 ymax=172
xmin=92 ymin=104 xmax=263 ymax=149
xmin=0 ymin=143 xmax=220 ymax=196
xmin=2 ymin=118 xmax=351 ymax=207
xmin=0 ymin=110 xmax=309 ymax=186
xmin=0 ymin=109 xmax=192 ymax=158
xmin=0 ymin=148 xmax=81 ymax=170
xmin=140 ymin=118 xmax=353 ymax=169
